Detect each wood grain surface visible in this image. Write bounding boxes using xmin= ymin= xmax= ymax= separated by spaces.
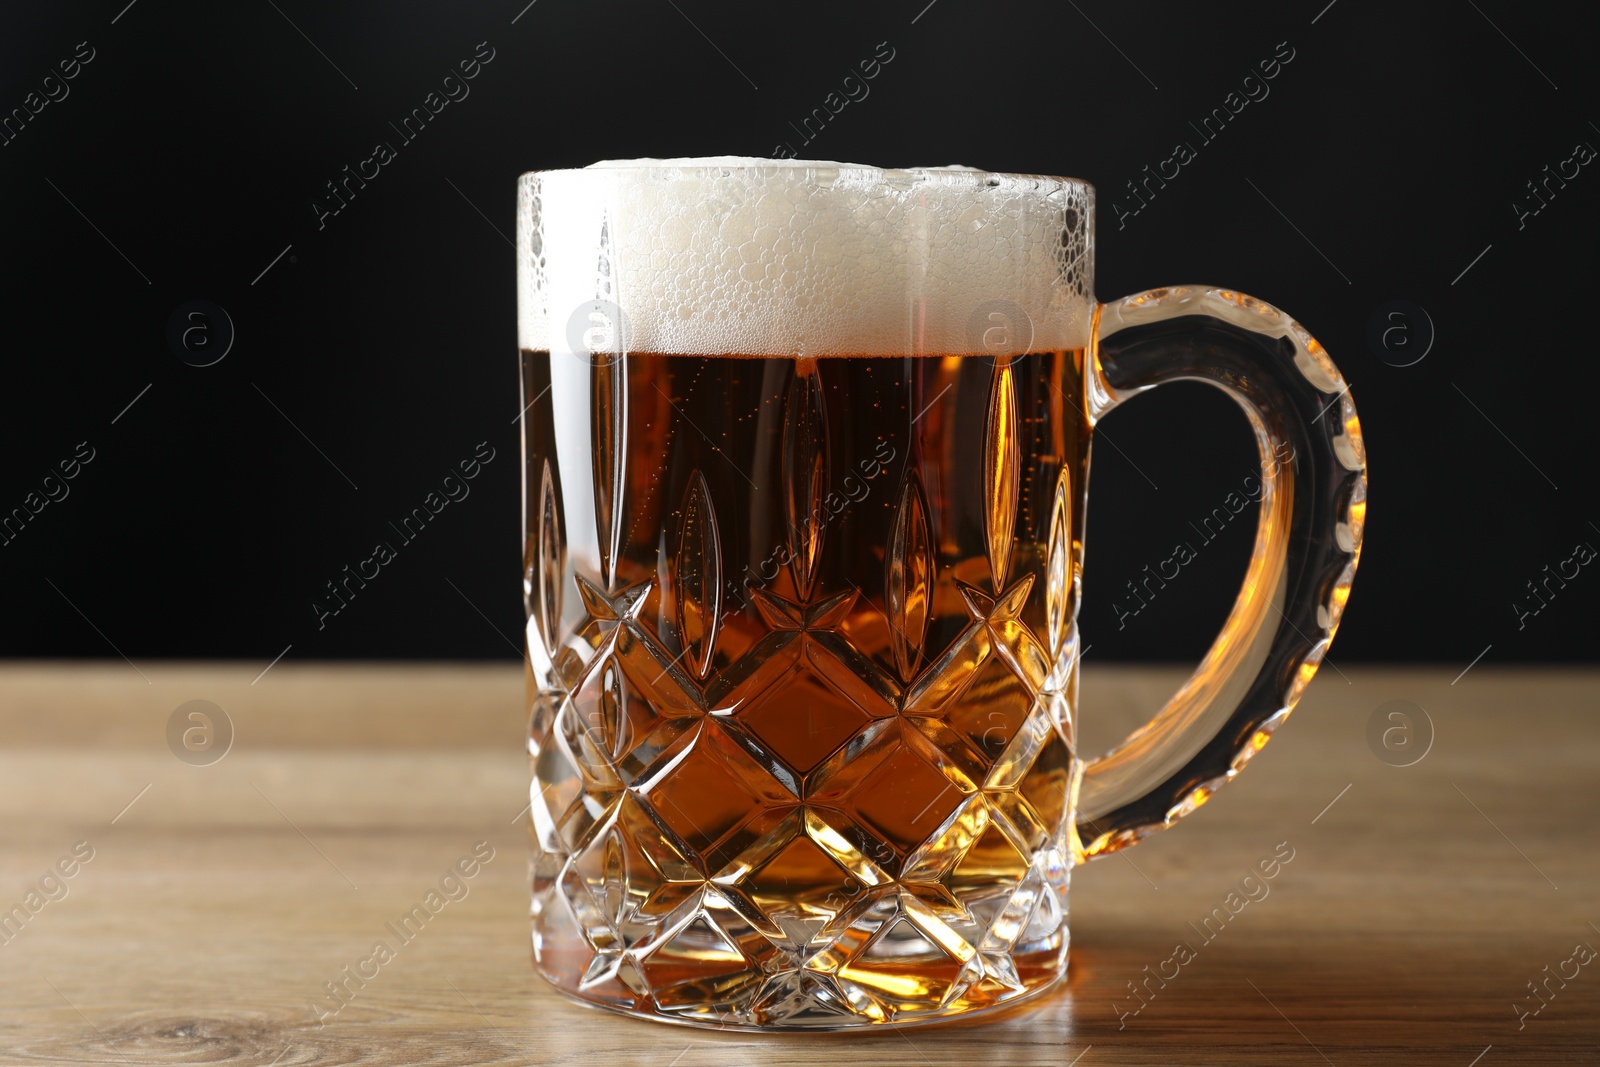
xmin=1 ymin=662 xmax=1596 ymax=1065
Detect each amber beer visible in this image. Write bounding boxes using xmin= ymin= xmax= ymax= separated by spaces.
xmin=522 ymin=344 xmax=1087 ymax=718
xmin=522 ymin=159 xmax=1097 ymax=1028
xmin=521 ymin=344 xmax=1087 ymax=1010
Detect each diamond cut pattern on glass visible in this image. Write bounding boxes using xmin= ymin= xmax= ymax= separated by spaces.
xmin=947 ymin=656 xmax=1035 ymax=765
xmin=640 ymin=910 xmax=762 ymax=1012
xmin=842 ymin=728 xmax=967 ymax=858
xmin=783 ymin=360 xmax=829 ymax=598
xmin=737 ymin=660 xmax=873 ymax=776
xmin=746 ymin=833 xmax=862 ymax=919
xmin=530 ymin=354 xmax=1078 ymax=1027
xmin=886 ymin=472 xmax=935 ymax=683
xmin=642 ymin=721 xmax=788 ymax=874
xmin=982 ymin=358 xmax=1020 ymax=592
xmin=673 ymin=470 xmax=722 ymax=681
xmin=837 ymin=916 xmax=969 ymax=1014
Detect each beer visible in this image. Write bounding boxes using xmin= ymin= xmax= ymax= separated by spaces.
xmin=520 ymin=159 xmax=1095 ymax=1027
xmin=524 ymin=346 xmax=1086 ymax=1019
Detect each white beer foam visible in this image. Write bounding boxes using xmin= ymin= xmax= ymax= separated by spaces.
xmin=518 ymin=157 xmax=1092 ymax=357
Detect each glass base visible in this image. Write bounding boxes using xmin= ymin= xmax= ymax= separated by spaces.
xmin=531 ymin=890 xmax=1071 ymax=1031
xmin=536 ymin=957 xmax=1071 ymax=1032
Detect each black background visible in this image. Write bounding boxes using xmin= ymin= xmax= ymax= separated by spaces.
xmin=2 ymin=0 xmax=1597 ymax=667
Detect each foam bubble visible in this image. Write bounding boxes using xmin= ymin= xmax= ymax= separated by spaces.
xmin=518 ymin=158 xmax=1093 ymax=357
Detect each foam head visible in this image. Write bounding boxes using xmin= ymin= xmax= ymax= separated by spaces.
xmin=517 ymin=158 xmax=1094 ymax=358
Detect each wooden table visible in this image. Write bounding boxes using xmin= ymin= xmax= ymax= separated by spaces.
xmin=2 ymin=663 xmax=1596 ymax=1065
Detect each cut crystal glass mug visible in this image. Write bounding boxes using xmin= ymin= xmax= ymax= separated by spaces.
xmin=517 ymin=159 xmax=1365 ymax=1030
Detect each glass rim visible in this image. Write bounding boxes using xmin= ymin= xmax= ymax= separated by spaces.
xmin=518 ymin=158 xmax=1094 ymax=194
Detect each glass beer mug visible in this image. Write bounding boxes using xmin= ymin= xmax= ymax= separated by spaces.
xmin=517 ymin=159 xmax=1365 ymax=1030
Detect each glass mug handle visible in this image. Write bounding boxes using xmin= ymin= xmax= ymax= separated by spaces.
xmin=1073 ymin=286 xmax=1367 ymax=860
